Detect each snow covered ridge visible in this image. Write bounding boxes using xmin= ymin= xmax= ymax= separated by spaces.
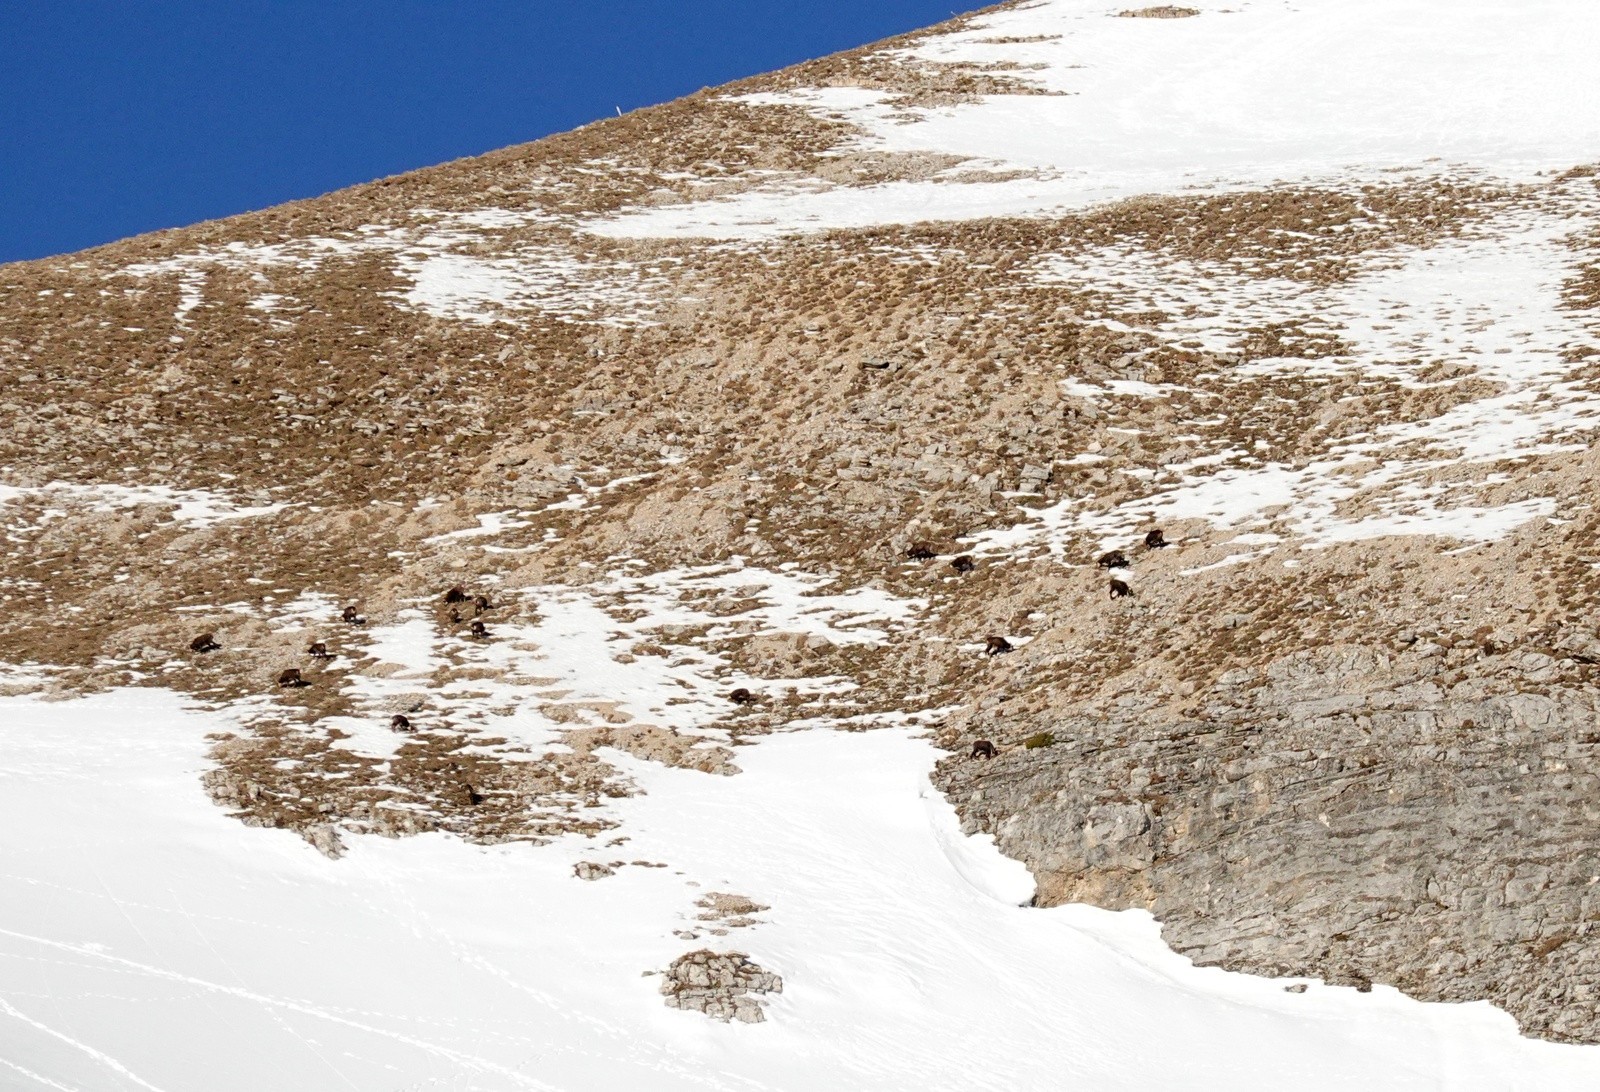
xmin=585 ymin=0 xmax=1600 ymax=239
xmin=11 ymin=684 xmax=1600 ymax=1090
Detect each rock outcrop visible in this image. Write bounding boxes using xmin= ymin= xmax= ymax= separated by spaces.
xmin=937 ymin=638 xmax=1600 ymax=1041
xmin=659 ymin=950 xmax=783 ymax=1024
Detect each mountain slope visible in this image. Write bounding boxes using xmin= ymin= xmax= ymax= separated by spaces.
xmin=3 ymin=0 xmax=1600 ymax=1083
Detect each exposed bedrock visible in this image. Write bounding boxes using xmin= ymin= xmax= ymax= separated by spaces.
xmin=936 ymin=641 xmax=1600 ymax=1043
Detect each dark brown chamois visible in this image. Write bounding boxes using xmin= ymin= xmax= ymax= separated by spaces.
xmin=190 ymin=633 xmax=220 ymax=653
xmin=390 ymin=713 xmax=411 ymax=731
xmin=1144 ymin=528 xmax=1167 ymax=549
xmin=276 ymin=668 xmax=308 ymax=688
xmin=729 ymin=687 xmax=758 ymax=705
xmin=444 ymin=585 xmax=468 ymax=605
xmin=341 ymin=605 xmax=366 ymax=625
xmin=1097 ymin=549 xmax=1130 ymax=569
xmin=971 ymin=739 xmax=998 ymax=760
xmin=985 ymin=635 xmax=1013 ymax=656
xmin=1109 ymin=578 xmax=1132 ymax=599
xmin=307 ymin=641 xmax=333 ymax=659
xmin=906 ymin=540 xmax=937 ymax=561
xmin=950 ymin=555 xmax=975 ymax=574
xmin=472 ymin=594 xmax=493 ymax=615
xmin=469 ymin=619 xmax=490 ymax=639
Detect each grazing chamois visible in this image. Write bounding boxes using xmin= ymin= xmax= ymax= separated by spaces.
xmin=1109 ymin=578 xmax=1132 ymax=599
xmin=985 ymin=635 xmax=1013 ymax=656
xmin=729 ymin=687 xmax=757 ymax=705
xmin=1097 ymin=549 xmax=1130 ymax=569
xmin=307 ymin=640 xmax=333 ymax=659
xmin=971 ymin=739 xmax=998 ymax=760
xmin=469 ymin=619 xmax=490 ymax=639
xmin=473 ymin=594 xmax=493 ymax=615
xmin=444 ymin=585 xmax=469 ymax=605
xmin=906 ymin=540 xmax=937 ymax=561
xmin=276 ymin=668 xmax=308 ymax=688
xmin=1144 ymin=528 xmax=1167 ymax=549
xmin=341 ymin=605 xmax=366 ymax=625
xmin=190 ymin=633 xmax=220 ymax=653
xmin=390 ymin=713 xmax=411 ymax=731
xmin=950 ymin=555 xmax=975 ymax=574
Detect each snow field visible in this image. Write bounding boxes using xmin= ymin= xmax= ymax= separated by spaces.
xmin=6 ymin=685 xmax=1600 ymax=1090
xmin=586 ymin=0 xmax=1600 ymax=240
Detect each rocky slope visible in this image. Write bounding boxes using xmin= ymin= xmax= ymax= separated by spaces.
xmin=3 ymin=0 xmax=1600 ymax=1044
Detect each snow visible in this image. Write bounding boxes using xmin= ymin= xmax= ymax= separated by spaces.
xmin=971 ymin=191 xmax=1600 ymax=558
xmin=303 ymin=563 xmax=922 ymax=758
xmin=585 ymin=0 xmax=1600 ymax=240
xmin=394 ymin=247 xmax=675 ymax=327
xmin=6 ymin=684 xmax=1600 ymax=1090
xmin=19 ymin=0 xmax=1600 ymax=1081
xmin=0 ymin=481 xmax=284 ymax=528
xmin=122 ymin=216 xmax=675 ymax=329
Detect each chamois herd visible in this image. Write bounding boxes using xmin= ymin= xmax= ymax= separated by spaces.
xmin=942 ymin=526 xmax=1170 ymax=764
xmin=185 ymin=583 xmax=501 ymax=733
xmin=182 ymin=527 xmax=1171 ymax=754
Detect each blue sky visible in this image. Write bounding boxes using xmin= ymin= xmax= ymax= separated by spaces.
xmin=1 ymin=2 xmax=990 ymax=263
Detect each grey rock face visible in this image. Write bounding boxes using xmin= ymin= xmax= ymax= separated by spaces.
xmin=659 ymin=950 xmax=783 ymax=1024
xmin=936 ymin=642 xmax=1600 ymax=1042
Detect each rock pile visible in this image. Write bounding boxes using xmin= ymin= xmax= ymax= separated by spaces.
xmin=659 ymin=950 xmax=782 ymax=1024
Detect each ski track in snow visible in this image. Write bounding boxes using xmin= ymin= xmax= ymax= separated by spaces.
xmin=8 ymin=683 xmax=1600 ymax=1090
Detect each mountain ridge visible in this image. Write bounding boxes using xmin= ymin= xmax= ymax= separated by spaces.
xmin=4 ymin=0 xmax=1600 ymax=1061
